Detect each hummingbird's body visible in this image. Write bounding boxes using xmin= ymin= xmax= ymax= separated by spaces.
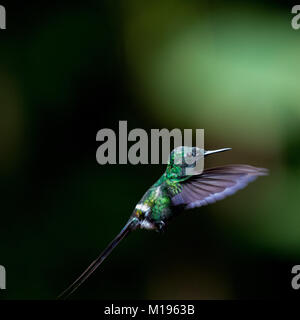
xmin=132 ymin=147 xmax=200 ymax=230
xmin=133 ymin=167 xmax=184 ymax=230
xmin=59 ymin=146 xmax=268 ymax=299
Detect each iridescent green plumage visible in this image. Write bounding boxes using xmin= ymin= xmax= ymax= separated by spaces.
xmin=132 ymin=146 xmax=198 ymax=228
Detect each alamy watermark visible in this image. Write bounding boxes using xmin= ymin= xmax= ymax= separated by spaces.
xmin=0 ymin=265 xmax=6 ymax=289
xmin=0 ymin=5 xmax=6 ymax=29
xmin=291 ymin=5 xmax=300 ymax=30
xmin=96 ymin=121 xmax=204 ymax=175
xmin=291 ymin=265 xmax=300 ymax=290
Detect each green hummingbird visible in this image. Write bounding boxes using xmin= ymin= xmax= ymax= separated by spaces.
xmin=59 ymin=146 xmax=268 ymax=299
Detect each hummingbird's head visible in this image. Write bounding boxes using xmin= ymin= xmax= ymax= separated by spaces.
xmin=168 ymin=146 xmax=232 ymax=177
xmin=169 ymin=146 xmax=201 ymax=168
xmin=169 ymin=146 xmax=232 ymax=165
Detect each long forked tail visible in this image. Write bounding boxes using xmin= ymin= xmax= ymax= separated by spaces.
xmin=58 ymin=218 xmax=139 ymax=299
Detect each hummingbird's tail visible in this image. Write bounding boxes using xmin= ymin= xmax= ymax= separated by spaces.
xmin=58 ymin=218 xmax=139 ymax=300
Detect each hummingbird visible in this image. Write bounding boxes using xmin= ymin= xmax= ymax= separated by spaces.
xmin=59 ymin=146 xmax=268 ymax=299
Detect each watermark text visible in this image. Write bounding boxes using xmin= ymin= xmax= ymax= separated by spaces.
xmin=96 ymin=121 xmax=204 ymax=175
xmin=0 ymin=265 xmax=6 ymax=290
xmin=291 ymin=5 xmax=300 ymax=30
xmin=0 ymin=5 xmax=6 ymax=30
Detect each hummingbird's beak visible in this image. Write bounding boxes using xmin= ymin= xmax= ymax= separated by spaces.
xmin=204 ymin=148 xmax=232 ymax=156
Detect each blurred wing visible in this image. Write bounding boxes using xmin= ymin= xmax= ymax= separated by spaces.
xmin=171 ymin=165 xmax=268 ymax=209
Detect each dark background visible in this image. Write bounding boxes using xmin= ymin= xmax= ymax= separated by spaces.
xmin=0 ymin=0 xmax=300 ymax=299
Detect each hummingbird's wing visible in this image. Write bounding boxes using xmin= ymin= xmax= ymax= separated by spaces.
xmin=171 ymin=165 xmax=268 ymax=209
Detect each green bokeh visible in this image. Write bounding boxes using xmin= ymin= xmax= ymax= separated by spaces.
xmin=0 ymin=1 xmax=299 ymax=300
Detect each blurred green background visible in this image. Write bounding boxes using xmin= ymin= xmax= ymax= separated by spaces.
xmin=1 ymin=0 xmax=300 ymax=299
